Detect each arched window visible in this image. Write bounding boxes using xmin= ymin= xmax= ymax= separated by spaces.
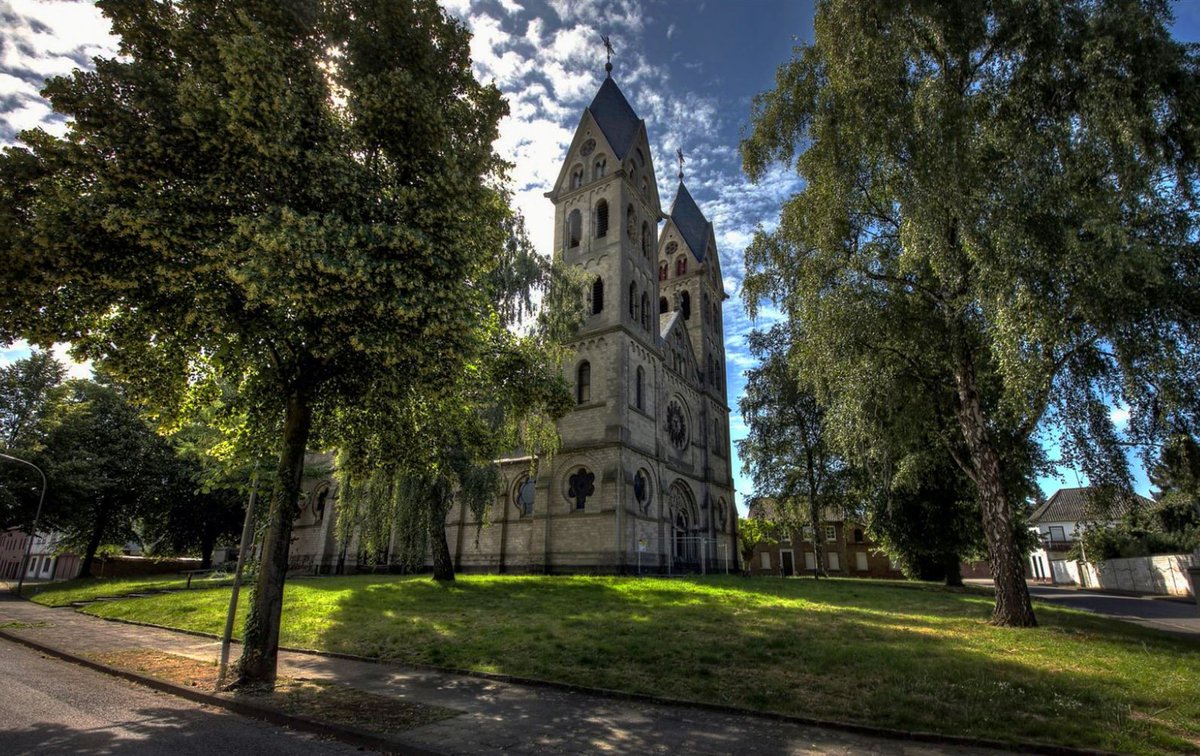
xmin=595 ymin=199 xmax=609 ymax=238
xmin=593 ymin=157 xmax=607 ymax=180
xmin=628 ymin=281 xmax=637 ymax=320
xmin=658 ymin=262 xmax=668 ymax=281
xmin=635 ymin=147 xmax=645 ymax=168
xmin=515 ymin=476 xmax=535 ymax=517
xmin=659 ymin=296 xmax=668 ymax=314
xmin=591 ymin=276 xmax=604 ymax=314
xmin=576 ymin=361 xmax=591 ymax=404
xmin=702 ymin=292 xmax=710 ymax=324
xmin=567 ymin=209 xmax=581 ymax=249
xmin=714 ymin=359 xmax=722 ymax=389
xmin=641 ymin=221 xmax=650 ymax=259
xmin=854 ymin=528 xmax=864 ymax=544
xmin=681 ymin=290 xmax=691 ymax=320
xmin=626 ymin=204 xmax=636 ymax=239
xmin=570 ymin=165 xmax=583 ymax=190
xmin=635 ymin=365 xmax=645 ymax=410
xmin=676 ymin=256 xmax=687 ymax=276
xmin=641 ymin=293 xmax=650 ymax=329
xmin=642 ymin=177 xmax=649 ymax=196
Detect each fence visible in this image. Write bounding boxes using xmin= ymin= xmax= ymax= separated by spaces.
xmin=633 ymin=535 xmax=734 ymax=576
xmin=1072 ymin=552 xmax=1197 ymax=597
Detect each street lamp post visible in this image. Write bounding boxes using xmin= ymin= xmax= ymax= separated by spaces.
xmin=1 ymin=452 xmax=48 ymax=597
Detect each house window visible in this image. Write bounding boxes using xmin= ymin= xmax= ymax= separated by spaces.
xmin=889 ymin=556 xmax=901 ymax=571
xmin=591 ymin=276 xmax=604 ymax=314
xmin=1049 ymin=525 xmax=1066 ymax=543
xmin=853 ymin=528 xmax=864 ymax=543
xmin=595 ymin=199 xmax=609 ymax=238
xmin=760 ymin=552 xmax=771 ymax=570
xmin=659 ymin=296 xmax=668 ymax=314
xmin=804 ymin=551 xmax=816 ymax=570
xmin=827 ymin=551 xmax=841 ymax=571
xmin=576 ymin=361 xmax=591 ymax=404
xmin=780 ymin=532 xmax=791 ymax=545
xmin=802 ymin=525 xmax=814 ymax=540
xmin=635 ymin=366 xmax=645 ymax=410
xmin=567 ymin=209 xmax=581 ymax=248
xmin=824 ymin=525 xmax=836 ymax=542
xmin=855 ymin=551 xmax=868 ymax=571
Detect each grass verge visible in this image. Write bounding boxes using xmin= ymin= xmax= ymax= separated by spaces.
xmin=80 ymin=574 xmax=1200 ymax=754
xmin=24 ymin=575 xmax=234 ymax=607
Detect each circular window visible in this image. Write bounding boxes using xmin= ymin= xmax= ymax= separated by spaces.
xmin=666 ymin=241 xmax=678 ymax=255
xmin=580 ymin=138 xmax=596 ymax=157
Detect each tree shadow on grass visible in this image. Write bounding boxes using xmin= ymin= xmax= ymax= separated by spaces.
xmin=290 ymin=574 xmax=1200 ymax=754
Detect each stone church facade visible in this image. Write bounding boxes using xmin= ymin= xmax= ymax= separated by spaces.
xmin=444 ymin=72 xmax=738 ymax=573
xmin=288 ymin=71 xmax=738 ymax=575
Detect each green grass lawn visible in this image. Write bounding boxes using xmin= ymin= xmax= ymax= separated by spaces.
xmin=78 ymin=574 xmax=1199 ymax=754
xmin=23 ymin=574 xmax=233 ymax=607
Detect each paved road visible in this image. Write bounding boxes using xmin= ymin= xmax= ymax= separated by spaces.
xmin=1026 ymin=584 xmax=1200 ymax=636
xmin=0 ymin=638 xmax=360 ymax=755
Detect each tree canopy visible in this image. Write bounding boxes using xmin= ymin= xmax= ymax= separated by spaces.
xmin=742 ymin=0 xmax=1199 ymax=625
xmin=0 ymin=0 xmax=516 ymax=685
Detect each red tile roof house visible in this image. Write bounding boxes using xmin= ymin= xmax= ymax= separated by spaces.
xmin=743 ymin=499 xmax=903 ymax=579
xmin=1026 ymin=487 xmax=1152 ymax=586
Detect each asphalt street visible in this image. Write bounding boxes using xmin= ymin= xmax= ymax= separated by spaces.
xmin=0 ymin=638 xmax=361 ymax=755
xmin=1025 ymin=584 xmax=1200 ymax=636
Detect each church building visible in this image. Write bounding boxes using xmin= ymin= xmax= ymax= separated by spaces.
xmin=287 ymin=66 xmax=738 ymax=575
xmin=443 ymin=66 xmax=739 ymax=573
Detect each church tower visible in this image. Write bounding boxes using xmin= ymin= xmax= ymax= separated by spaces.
xmin=436 ymin=62 xmax=738 ymax=575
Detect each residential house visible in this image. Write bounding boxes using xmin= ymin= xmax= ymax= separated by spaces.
xmin=744 ymin=499 xmax=903 ymax=578
xmin=1027 ymin=486 xmax=1152 ymax=585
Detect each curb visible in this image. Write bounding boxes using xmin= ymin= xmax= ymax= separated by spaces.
xmin=60 ymin=604 xmax=1121 ymax=756
xmin=0 ymin=626 xmax=441 ymax=756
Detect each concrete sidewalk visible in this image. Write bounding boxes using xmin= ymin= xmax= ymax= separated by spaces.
xmin=0 ymin=595 xmax=1010 ymax=755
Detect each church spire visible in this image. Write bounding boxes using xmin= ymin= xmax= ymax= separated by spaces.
xmin=677 ymin=148 xmax=685 ymax=182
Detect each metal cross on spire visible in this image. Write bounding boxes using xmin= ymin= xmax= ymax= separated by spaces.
xmin=677 ymin=148 xmax=685 ymax=181
xmin=600 ymin=34 xmax=614 ymax=76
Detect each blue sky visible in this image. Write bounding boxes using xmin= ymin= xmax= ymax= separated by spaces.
xmin=2 ymin=0 xmax=1198 ymax=509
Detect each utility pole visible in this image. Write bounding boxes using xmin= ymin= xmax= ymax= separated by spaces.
xmin=216 ymin=465 xmax=260 ymax=689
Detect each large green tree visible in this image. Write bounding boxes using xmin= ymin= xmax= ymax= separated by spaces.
xmin=0 ymin=351 xmax=66 ymax=526
xmin=37 ymin=379 xmax=178 ymax=578
xmin=742 ymin=0 xmax=1199 ymax=625
xmin=738 ymin=324 xmax=849 ymax=577
xmin=0 ymin=0 xmax=511 ymax=684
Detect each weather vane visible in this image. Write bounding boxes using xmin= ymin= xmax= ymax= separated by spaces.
xmin=677 ymin=148 xmax=685 ymax=181
xmin=600 ymin=34 xmax=614 ymax=75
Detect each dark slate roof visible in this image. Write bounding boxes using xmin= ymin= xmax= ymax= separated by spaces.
xmin=669 ymin=182 xmax=711 ymax=262
xmin=1029 ymin=487 xmax=1152 ymax=524
xmin=587 ymin=77 xmax=640 ymax=161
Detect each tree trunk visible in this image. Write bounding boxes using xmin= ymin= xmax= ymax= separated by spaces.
xmin=952 ymin=345 xmax=1036 ymax=627
xmin=78 ymin=504 xmax=110 ymax=579
xmin=429 ymin=486 xmax=454 ymax=582
xmin=808 ymin=495 xmax=825 ymax=579
xmin=943 ymin=554 xmax=963 ymax=587
xmin=199 ymin=531 xmax=215 ymax=570
xmin=233 ymin=389 xmax=313 ymax=688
